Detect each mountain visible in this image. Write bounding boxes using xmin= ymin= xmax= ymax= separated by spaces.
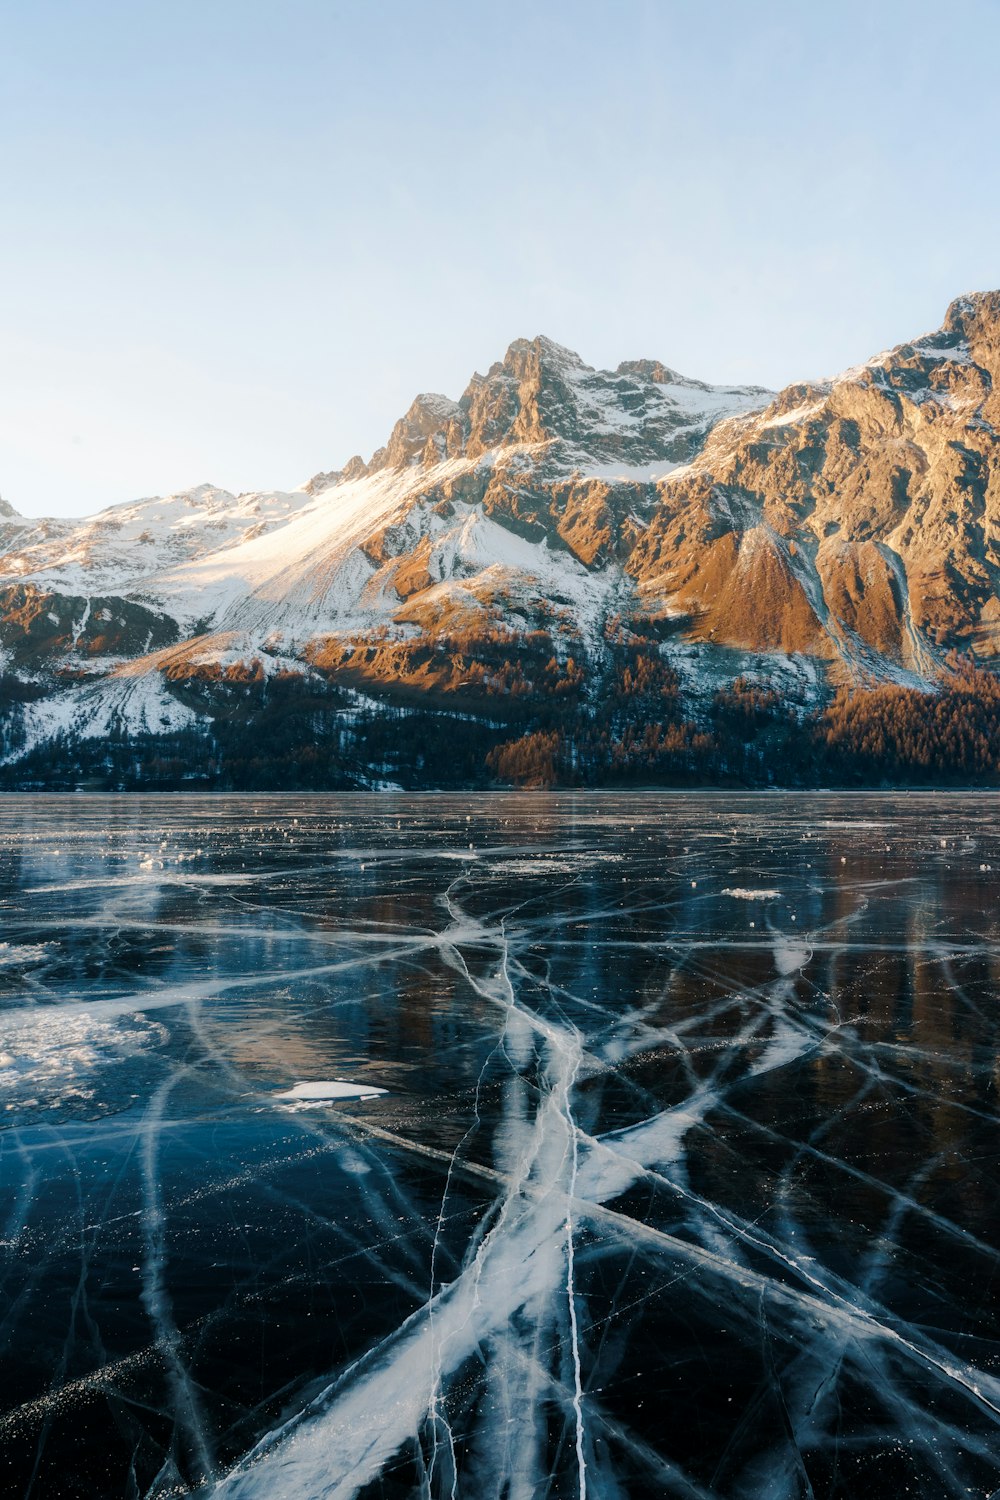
xmin=0 ymin=337 xmax=767 ymax=645
xmin=4 ymin=299 xmax=1000 ymax=789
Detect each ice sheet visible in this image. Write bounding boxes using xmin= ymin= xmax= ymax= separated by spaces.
xmin=1 ymin=792 xmax=1000 ymax=1498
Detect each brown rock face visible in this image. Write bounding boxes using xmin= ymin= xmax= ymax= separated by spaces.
xmin=0 ymin=584 xmax=176 ymax=663
xmin=628 ymin=291 xmax=1000 ymax=677
xmin=814 ymin=542 xmax=904 ymax=661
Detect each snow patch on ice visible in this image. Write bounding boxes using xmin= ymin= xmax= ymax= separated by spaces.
xmin=722 ymin=888 xmax=782 ymax=900
xmin=275 ymin=1080 xmax=388 ymax=1104
xmin=0 ymin=943 xmax=52 ymax=967
xmin=0 ymin=1011 xmax=164 ymax=1108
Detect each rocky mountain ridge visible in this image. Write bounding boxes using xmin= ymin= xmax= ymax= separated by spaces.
xmin=628 ymin=293 xmax=1000 ymax=684
xmin=2 ymin=296 xmax=1000 ymax=787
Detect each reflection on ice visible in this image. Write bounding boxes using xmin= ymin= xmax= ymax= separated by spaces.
xmin=2 ymin=793 xmax=1000 ymax=1498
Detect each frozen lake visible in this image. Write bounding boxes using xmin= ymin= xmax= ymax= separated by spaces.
xmin=2 ymin=793 xmax=1000 ymax=1498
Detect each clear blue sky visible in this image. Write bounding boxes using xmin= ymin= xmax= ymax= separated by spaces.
xmin=3 ymin=0 xmax=1000 ymax=517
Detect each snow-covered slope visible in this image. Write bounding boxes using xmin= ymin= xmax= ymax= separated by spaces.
xmin=0 ymin=335 xmax=772 ymax=693
xmin=0 ymin=484 xmax=304 ymax=596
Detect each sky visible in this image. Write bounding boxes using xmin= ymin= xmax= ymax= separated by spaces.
xmin=3 ymin=0 xmax=1000 ymax=518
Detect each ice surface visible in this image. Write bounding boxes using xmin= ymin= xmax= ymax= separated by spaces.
xmin=2 ymin=792 xmax=1000 ymax=1499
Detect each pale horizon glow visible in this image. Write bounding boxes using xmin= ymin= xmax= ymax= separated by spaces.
xmin=3 ymin=0 xmax=1000 ymax=518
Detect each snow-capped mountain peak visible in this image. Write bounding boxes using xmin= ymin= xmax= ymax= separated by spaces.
xmin=6 ymin=298 xmax=1000 ymax=778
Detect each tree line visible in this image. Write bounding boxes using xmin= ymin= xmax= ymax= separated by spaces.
xmin=3 ymin=635 xmax=1000 ymax=790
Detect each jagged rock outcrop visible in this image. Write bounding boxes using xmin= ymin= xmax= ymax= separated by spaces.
xmin=0 ymin=584 xmax=177 ymax=664
xmin=357 ymin=335 xmax=770 ymax=476
xmin=629 ymin=292 xmax=1000 ymax=681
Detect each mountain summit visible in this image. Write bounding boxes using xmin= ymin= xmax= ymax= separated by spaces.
xmin=316 ymin=334 xmax=770 ymax=482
